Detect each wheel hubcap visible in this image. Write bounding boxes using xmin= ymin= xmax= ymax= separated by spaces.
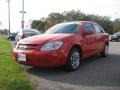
xmin=71 ymin=51 xmax=80 ymax=69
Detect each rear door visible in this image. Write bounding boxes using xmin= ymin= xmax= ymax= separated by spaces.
xmin=93 ymin=23 xmax=105 ymax=52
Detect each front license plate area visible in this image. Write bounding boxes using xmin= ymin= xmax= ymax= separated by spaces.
xmin=18 ymin=53 xmax=26 ymax=61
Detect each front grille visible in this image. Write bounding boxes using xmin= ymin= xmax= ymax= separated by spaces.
xmin=17 ymin=44 xmax=39 ymax=50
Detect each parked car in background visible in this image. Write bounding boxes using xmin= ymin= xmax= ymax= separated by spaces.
xmin=7 ymin=33 xmax=17 ymax=41
xmin=13 ymin=21 xmax=109 ymax=71
xmin=110 ymin=32 xmax=120 ymax=42
xmin=15 ymin=29 xmax=41 ymax=43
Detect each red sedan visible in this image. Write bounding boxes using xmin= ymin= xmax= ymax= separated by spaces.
xmin=13 ymin=21 xmax=109 ymax=71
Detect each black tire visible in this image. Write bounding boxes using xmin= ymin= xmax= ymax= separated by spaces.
xmin=66 ymin=48 xmax=81 ymax=71
xmin=100 ymin=45 xmax=109 ymax=57
xmin=117 ymin=38 xmax=120 ymax=42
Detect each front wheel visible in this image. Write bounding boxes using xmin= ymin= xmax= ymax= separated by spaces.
xmin=100 ymin=45 xmax=109 ymax=57
xmin=66 ymin=48 xmax=81 ymax=71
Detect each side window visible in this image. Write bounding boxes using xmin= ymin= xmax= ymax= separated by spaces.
xmin=94 ymin=24 xmax=102 ymax=34
xmin=83 ymin=23 xmax=94 ymax=34
xmin=84 ymin=23 xmax=94 ymax=31
xmin=99 ymin=25 xmax=105 ymax=33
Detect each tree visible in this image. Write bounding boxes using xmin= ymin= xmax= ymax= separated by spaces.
xmin=0 ymin=29 xmax=9 ymax=35
xmin=113 ymin=18 xmax=120 ymax=33
xmin=47 ymin=12 xmax=64 ymax=24
xmin=31 ymin=10 xmax=116 ymax=34
xmin=31 ymin=20 xmax=45 ymax=32
xmin=63 ymin=10 xmax=86 ymax=21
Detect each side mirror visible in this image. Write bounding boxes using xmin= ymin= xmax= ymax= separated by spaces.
xmin=83 ymin=30 xmax=94 ymax=35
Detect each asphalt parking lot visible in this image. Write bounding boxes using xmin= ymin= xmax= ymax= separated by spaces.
xmin=10 ymin=41 xmax=120 ymax=90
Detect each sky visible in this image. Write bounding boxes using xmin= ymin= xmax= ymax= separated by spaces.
xmin=0 ymin=0 xmax=120 ymax=32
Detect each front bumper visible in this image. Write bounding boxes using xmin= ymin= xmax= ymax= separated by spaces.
xmin=13 ymin=48 xmax=68 ymax=67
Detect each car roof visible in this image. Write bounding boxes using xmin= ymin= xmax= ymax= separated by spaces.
xmin=114 ymin=32 xmax=120 ymax=34
xmin=62 ymin=21 xmax=96 ymax=25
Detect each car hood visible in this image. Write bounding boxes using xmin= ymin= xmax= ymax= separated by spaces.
xmin=111 ymin=35 xmax=117 ymax=37
xmin=18 ymin=34 xmax=74 ymax=44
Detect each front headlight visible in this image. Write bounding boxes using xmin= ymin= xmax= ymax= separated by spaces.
xmin=41 ymin=41 xmax=63 ymax=51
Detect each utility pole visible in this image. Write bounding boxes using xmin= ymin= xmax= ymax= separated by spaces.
xmin=20 ymin=0 xmax=26 ymax=29
xmin=7 ymin=0 xmax=11 ymax=36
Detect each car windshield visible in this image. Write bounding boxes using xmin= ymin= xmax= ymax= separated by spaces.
xmin=45 ymin=23 xmax=80 ymax=34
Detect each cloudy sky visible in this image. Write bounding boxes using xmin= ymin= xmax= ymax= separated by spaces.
xmin=0 ymin=0 xmax=120 ymax=32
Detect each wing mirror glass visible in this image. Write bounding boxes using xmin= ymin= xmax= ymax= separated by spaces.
xmin=83 ymin=30 xmax=94 ymax=35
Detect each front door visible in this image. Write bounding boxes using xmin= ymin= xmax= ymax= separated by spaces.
xmin=81 ymin=23 xmax=97 ymax=58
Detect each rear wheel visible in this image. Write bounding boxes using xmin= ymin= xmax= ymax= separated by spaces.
xmin=66 ymin=48 xmax=81 ymax=71
xmin=117 ymin=38 xmax=120 ymax=42
xmin=100 ymin=45 xmax=108 ymax=57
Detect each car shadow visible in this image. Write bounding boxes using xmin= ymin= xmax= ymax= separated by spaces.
xmin=26 ymin=54 xmax=120 ymax=87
